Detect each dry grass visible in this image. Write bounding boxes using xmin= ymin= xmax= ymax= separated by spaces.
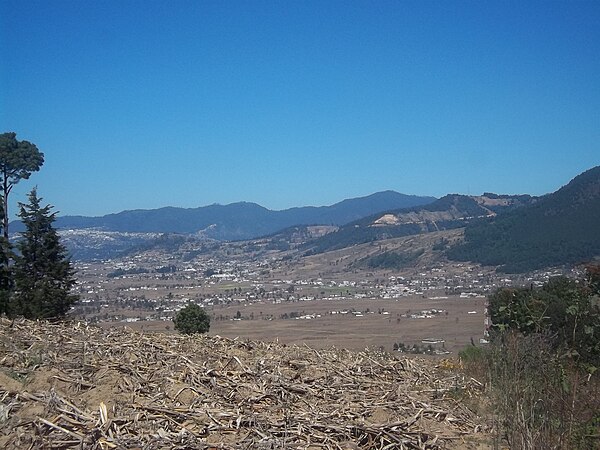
xmin=0 ymin=318 xmax=491 ymax=449
xmin=125 ymin=296 xmax=488 ymax=355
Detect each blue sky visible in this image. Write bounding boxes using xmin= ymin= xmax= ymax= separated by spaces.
xmin=1 ymin=0 xmax=599 ymax=218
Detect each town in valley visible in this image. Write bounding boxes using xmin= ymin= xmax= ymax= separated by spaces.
xmin=69 ymin=227 xmax=574 ymax=355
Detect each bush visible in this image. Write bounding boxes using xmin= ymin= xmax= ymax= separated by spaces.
xmin=458 ymin=345 xmax=488 ymax=382
xmin=459 ymin=266 xmax=600 ymax=449
xmin=488 ymin=273 xmax=600 ymax=368
xmin=173 ymin=304 xmax=210 ymax=335
xmin=458 ymin=344 xmax=486 ymax=364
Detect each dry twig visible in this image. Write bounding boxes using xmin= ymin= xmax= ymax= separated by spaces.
xmin=0 ymin=318 xmax=489 ymax=449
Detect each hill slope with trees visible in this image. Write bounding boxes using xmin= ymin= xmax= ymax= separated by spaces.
xmin=303 ymin=193 xmax=535 ymax=254
xmin=448 ymin=166 xmax=600 ymax=272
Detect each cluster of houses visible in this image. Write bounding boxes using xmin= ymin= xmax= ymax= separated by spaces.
xmin=71 ymin=246 xmax=575 ymax=327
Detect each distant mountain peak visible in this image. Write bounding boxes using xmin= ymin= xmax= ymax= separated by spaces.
xmin=13 ymin=191 xmax=436 ymax=242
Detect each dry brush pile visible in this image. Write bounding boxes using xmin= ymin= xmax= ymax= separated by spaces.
xmin=0 ymin=318 xmax=489 ymax=449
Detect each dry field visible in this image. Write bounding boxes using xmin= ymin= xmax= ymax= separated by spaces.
xmin=0 ymin=318 xmax=492 ymax=449
xmin=131 ymin=295 xmax=487 ymax=355
xmin=211 ymin=296 xmax=485 ymax=354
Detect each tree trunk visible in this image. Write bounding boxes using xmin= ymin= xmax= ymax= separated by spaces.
xmin=2 ymin=173 xmax=8 ymax=241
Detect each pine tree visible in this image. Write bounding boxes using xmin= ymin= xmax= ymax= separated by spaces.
xmin=0 ymin=132 xmax=44 ymax=240
xmin=0 ymin=235 xmax=12 ymax=315
xmin=12 ymin=188 xmax=78 ymax=319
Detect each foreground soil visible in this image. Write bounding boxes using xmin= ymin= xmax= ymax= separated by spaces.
xmin=0 ymin=318 xmax=491 ymax=449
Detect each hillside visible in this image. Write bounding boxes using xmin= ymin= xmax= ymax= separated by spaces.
xmin=303 ymin=193 xmax=534 ymax=254
xmin=0 ymin=318 xmax=489 ymax=449
xmin=57 ymin=229 xmax=166 ymax=261
xmin=448 ymin=166 xmax=600 ymax=272
xmin=12 ymin=192 xmax=435 ymax=241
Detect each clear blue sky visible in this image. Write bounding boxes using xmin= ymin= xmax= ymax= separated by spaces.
xmin=1 ymin=0 xmax=599 ymax=218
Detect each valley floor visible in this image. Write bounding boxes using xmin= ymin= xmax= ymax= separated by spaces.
xmin=126 ymin=295 xmax=487 ymax=355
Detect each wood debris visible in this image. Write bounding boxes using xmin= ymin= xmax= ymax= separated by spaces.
xmin=0 ymin=318 xmax=489 ymax=449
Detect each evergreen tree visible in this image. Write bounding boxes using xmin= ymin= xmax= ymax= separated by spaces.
xmin=173 ymin=303 xmax=210 ymax=334
xmin=12 ymin=188 xmax=78 ymax=319
xmin=0 ymin=202 xmax=13 ymax=315
xmin=0 ymin=235 xmax=12 ymax=315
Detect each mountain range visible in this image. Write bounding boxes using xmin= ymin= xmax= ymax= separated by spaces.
xmin=16 ymin=166 xmax=600 ymax=272
xmin=304 ymin=165 xmax=600 ymax=272
xmin=14 ymin=191 xmax=435 ymax=241
xmin=301 ymin=192 xmax=536 ymax=254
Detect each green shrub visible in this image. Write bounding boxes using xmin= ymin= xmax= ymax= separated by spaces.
xmin=459 ymin=266 xmax=600 ymax=449
xmin=173 ymin=304 xmax=210 ymax=335
xmin=488 ymin=273 xmax=600 ymax=368
xmin=458 ymin=345 xmax=488 ymax=383
xmin=458 ymin=345 xmax=486 ymax=364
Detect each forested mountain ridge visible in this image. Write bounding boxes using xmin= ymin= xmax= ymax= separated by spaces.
xmin=303 ymin=193 xmax=535 ymax=254
xmin=13 ymin=167 xmax=599 ymax=273
xmin=448 ymin=166 xmax=600 ymax=272
xmin=11 ymin=191 xmax=435 ymax=241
